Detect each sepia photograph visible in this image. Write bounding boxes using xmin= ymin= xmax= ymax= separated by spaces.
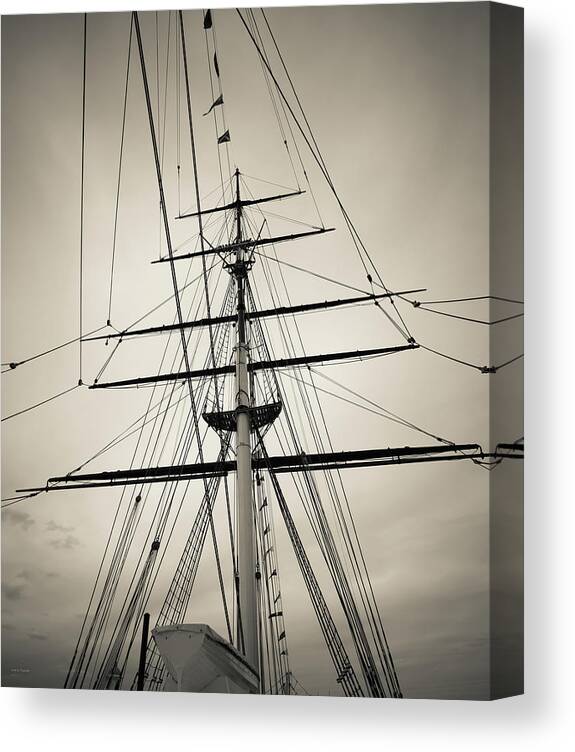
xmin=1 ymin=3 xmax=523 ymax=700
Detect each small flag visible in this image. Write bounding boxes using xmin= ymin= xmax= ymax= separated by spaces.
xmin=203 ymin=10 xmax=212 ymax=29
xmin=214 ymin=52 xmax=220 ymax=77
xmin=203 ymin=94 xmax=223 ymax=116
xmin=217 ymin=130 xmax=230 ymax=144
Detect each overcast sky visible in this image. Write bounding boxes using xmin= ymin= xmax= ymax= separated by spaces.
xmin=1 ymin=3 xmax=522 ymax=699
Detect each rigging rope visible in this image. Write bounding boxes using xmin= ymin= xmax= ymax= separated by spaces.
xmin=20 ymin=7 xmax=521 ymax=696
xmin=159 ymin=13 xmax=172 ymax=188
xmin=249 ymin=252 xmax=399 ymax=696
xmin=178 ymin=8 xmax=232 ymax=643
xmin=210 ymin=13 xmax=233 ymax=185
xmin=242 ymin=13 xmax=522 ymax=380
xmin=108 ymin=15 xmax=133 ymax=325
xmin=281 ymin=369 xmax=447 ymax=444
xmin=396 ymin=293 xmax=524 ymax=326
xmin=1 ymin=491 xmax=44 ymax=509
xmin=132 ymin=287 xmax=237 ymax=686
xmin=246 ymin=9 xmax=301 ymax=193
xmin=176 ymin=8 xmax=181 ymax=216
xmin=253 ymin=250 xmax=374 ymax=295
xmin=81 ymin=342 xmax=216 ymax=681
xmin=65 ymin=191 xmax=221 ymax=687
xmin=419 ymin=343 xmax=524 ymax=374
xmin=256 ymin=433 xmax=365 ymax=697
xmin=64 ymin=256 xmax=217 ymax=476
xmin=1 ymin=325 xmax=106 ymax=373
xmin=69 ymin=348 xmax=189 ymax=685
xmin=1 ymin=384 xmax=80 ymax=423
xmin=79 ymin=13 xmax=87 ymax=385
xmin=202 ymin=10 xmax=231 ymax=228
xmin=420 ymin=294 xmax=524 ymax=305
xmin=68 ymin=276 xmax=220 ymax=687
xmin=70 ymin=17 xmax=237 ymax=688
xmin=240 ymin=9 xmax=413 ymax=343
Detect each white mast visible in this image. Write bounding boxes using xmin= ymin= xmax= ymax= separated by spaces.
xmin=233 ymin=168 xmax=259 ymax=672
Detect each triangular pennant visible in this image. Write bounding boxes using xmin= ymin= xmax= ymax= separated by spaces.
xmin=214 ymin=52 xmax=220 ymax=77
xmin=203 ymin=10 xmax=212 ymax=29
xmin=217 ymin=130 xmax=230 ymax=144
xmin=203 ymin=94 xmax=223 ymax=117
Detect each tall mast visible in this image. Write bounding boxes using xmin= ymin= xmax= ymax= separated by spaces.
xmin=233 ymin=168 xmax=259 ymax=671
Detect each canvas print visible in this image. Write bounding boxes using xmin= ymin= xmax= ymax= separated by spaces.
xmin=1 ymin=3 xmax=523 ymax=699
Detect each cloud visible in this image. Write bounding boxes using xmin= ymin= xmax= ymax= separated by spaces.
xmin=49 ymin=534 xmax=80 ymax=550
xmin=3 ymin=509 xmax=35 ymax=531
xmin=45 ymin=520 xmax=74 ymax=534
xmin=2 ymin=582 xmax=25 ymax=601
xmin=27 ymin=632 xmax=48 ymax=641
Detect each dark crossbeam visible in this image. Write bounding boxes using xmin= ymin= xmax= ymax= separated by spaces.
xmin=152 ymin=227 xmax=334 ymax=264
xmin=18 ymin=444 xmax=485 ymax=493
xmin=83 ymin=289 xmax=426 ymax=343
xmin=495 ymin=443 xmax=524 ymax=452
xmin=85 ymin=313 xmax=236 ymax=342
xmin=89 ymin=343 xmax=418 ymax=389
xmin=258 ymin=443 xmax=482 ymax=471
xmin=18 ymin=473 xmax=229 ymax=493
xmin=176 ymin=189 xmax=304 ymax=219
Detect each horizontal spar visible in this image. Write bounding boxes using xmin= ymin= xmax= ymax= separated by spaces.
xmin=89 ymin=343 xmax=419 ymax=389
xmin=176 ymin=188 xmax=305 ymax=220
xmin=259 ymin=443 xmax=482 ymax=469
xmin=17 ymin=473 xmax=229 ymax=493
xmin=495 ymin=443 xmax=524 ymax=452
xmin=18 ymin=444 xmax=486 ymax=492
xmin=84 ymin=313 xmax=236 ymax=342
xmin=152 ymin=227 xmax=335 ymax=264
xmin=83 ymin=288 xmax=426 ymax=342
